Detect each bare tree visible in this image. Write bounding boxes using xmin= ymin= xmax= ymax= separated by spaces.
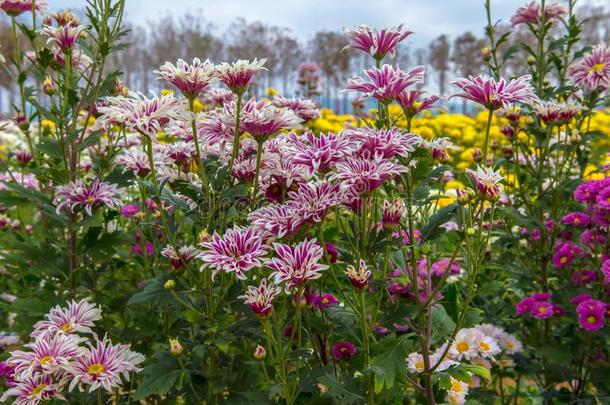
xmin=309 ymin=31 xmax=351 ymax=110
xmin=452 ymin=32 xmax=485 ymax=112
xmin=428 ymin=35 xmax=450 ymax=95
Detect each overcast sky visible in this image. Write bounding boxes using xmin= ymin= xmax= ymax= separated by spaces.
xmin=56 ymin=0 xmax=605 ymax=48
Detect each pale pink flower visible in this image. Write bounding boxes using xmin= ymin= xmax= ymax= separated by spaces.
xmin=160 ymin=245 xmax=200 ymax=270
xmin=272 ymin=96 xmax=320 ymax=121
xmin=345 ymin=259 xmax=371 ymax=290
xmin=346 ymin=126 xmax=421 ymax=159
xmin=569 ymin=44 xmax=610 ymax=92
xmin=397 ymin=90 xmax=445 ymax=118
xmin=31 ymin=300 xmax=101 ymax=338
xmin=238 ymin=278 xmax=281 ymax=317
xmin=0 ymin=0 xmax=46 ymax=16
xmin=467 ymin=165 xmax=503 ymax=202
xmin=0 ymin=374 xmax=64 ymax=404
xmin=511 ymin=1 xmax=567 ymax=26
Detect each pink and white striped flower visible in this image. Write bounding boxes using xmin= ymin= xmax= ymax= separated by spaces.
xmin=345 ymin=259 xmax=371 ymax=290
xmin=467 ymin=165 xmax=504 ymax=202
xmin=240 ymin=101 xmax=303 ymax=143
xmin=272 ymin=96 xmax=320 ymax=122
xmin=247 ymin=204 xmax=302 ymax=240
xmin=511 ymin=1 xmax=567 ymax=26
xmin=0 ymin=373 xmax=64 ymax=404
xmin=347 ymin=127 xmax=421 ymax=159
xmin=160 ymin=245 xmax=200 ymax=270
xmin=451 ymin=74 xmax=537 ymax=110
xmin=286 ymin=181 xmax=341 ymax=224
xmin=215 ymin=59 xmax=267 ymax=95
xmin=238 ymin=278 xmax=281 ymax=317
xmin=197 ymin=226 xmax=268 ymax=280
xmin=0 ymin=0 xmax=46 ymax=17
xmin=54 ymin=179 xmax=122 ymax=216
xmin=344 ymin=24 xmax=413 ymax=60
xmin=65 ymin=336 xmax=144 ymax=393
xmin=31 ymin=300 xmax=101 ymax=338
xmin=332 ymin=155 xmax=407 ymax=195
xmin=267 ymin=239 xmax=328 ymax=292
xmin=116 ymin=149 xmax=171 ymax=177
xmin=569 ymin=44 xmax=610 ymax=92
xmin=155 ymin=58 xmax=218 ymax=99
xmin=288 ymin=131 xmax=351 ymax=177
xmin=397 ymin=90 xmax=445 ymax=119
xmin=203 ymin=88 xmax=235 ymax=109
xmin=9 ymin=334 xmax=84 ymax=380
xmin=40 ymin=23 xmax=85 ymax=51
xmin=96 ymin=92 xmax=190 ymax=138
xmin=345 ymin=64 xmax=425 ymax=104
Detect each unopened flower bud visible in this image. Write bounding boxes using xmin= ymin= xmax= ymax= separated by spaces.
xmin=199 ymin=229 xmax=210 ymax=243
xmin=169 ymin=338 xmax=183 ymax=355
xmin=527 ymin=56 xmax=536 ymax=65
xmin=15 ymin=150 xmax=32 ymax=166
xmin=472 ymin=148 xmax=483 ymax=163
xmin=164 ymin=279 xmax=175 ymax=290
xmin=457 ymin=188 xmax=476 ymax=205
xmin=43 ymin=76 xmax=57 ymax=95
xmin=253 ymin=345 xmax=267 ymax=360
xmin=465 ymin=227 xmax=477 ymax=237
xmin=481 ymin=46 xmax=492 ymax=62
xmin=14 ymin=112 xmax=28 ymax=130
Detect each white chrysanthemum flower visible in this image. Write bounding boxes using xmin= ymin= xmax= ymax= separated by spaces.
xmin=406 ymin=352 xmax=425 ymax=373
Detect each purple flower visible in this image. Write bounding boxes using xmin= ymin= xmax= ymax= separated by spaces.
xmin=511 ymin=1 xmax=567 ymax=26
xmin=571 ymin=270 xmax=598 ymax=286
xmin=382 ymin=199 xmax=405 ymax=231
xmin=286 ymin=181 xmax=340 ymax=225
xmin=576 ymin=299 xmax=606 ymax=332
xmin=324 ymin=243 xmax=339 ymax=264
xmin=54 ymin=178 xmax=122 ymax=216
xmin=197 ymin=226 xmax=268 ymax=281
xmin=345 ymin=64 xmax=425 ymax=104
xmin=0 ymin=0 xmax=45 ymax=16
xmin=332 ymin=155 xmax=407 ymax=195
xmin=581 ymin=229 xmax=606 ymax=248
xmin=451 ymin=74 xmax=537 ymax=110
xmin=131 ymin=241 xmax=154 ymax=257
xmin=561 ymin=212 xmax=590 ymax=227
xmin=0 ymin=374 xmax=64 ymax=404
xmin=568 ymin=44 xmax=610 ymax=92
xmin=571 ymin=294 xmax=593 ymax=306
xmin=430 ymin=259 xmax=462 ymax=277
xmin=345 ymin=259 xmax=371 ymax=290
xmin=155 ymin=58 xmax=217 ymax=99
xmin=344 ymin=24 xmax=412 ymax=60
xmin=531 ymin=300 xmax=555 ymax=319
xmin=288 ymin=131 xmax=351 ymax=177
xmin=310 ymin=293 xmax=339 ymax=310
xmin=120 ymin=204 xmax=140 ymax=218
xmin=596 ymin=187 xmax=610 ymax=210
xmin=240 ymin=100 xmax=303 ymax=143
xmin=397 ymin=90 xmax=444 ymax=119
xmin=247 ymin=204 xmax=301 ymax=240
xmin=602 ymin=259 xmax=610 ymax=285
xmin=267 ymin=239 xmax=328 ymax=292
xmin=0 ymin=361 xmax=15 ymax=387
xmin=331 ymin=341 xmax=357 ymax=361
xmin=161 ymin=245 xmax=199 ymax=270
xmin=238 ymin=278 xmax=281 ymax=317
xmin=31 ymin=299 xmax=101 ymax=338
xmin=40 ymin=23 xmax=85 ymax=51
xmin=551 ymin=246 xmax=574 ymax=268
xmin=573 ymin=179 xmax=607 ymax=204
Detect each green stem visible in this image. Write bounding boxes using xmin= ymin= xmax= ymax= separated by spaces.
xmin=228 ymin=92 xmax=243 ymax=176
xmin=252 ymin=140 xmax=264 ymax=207
xmin=482 ymin=108 xmax=494 ymax=164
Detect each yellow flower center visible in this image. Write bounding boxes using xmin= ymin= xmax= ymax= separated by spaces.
xmin=506 ymin=341 xmax=514 ymax=350
xmin=587 ymin=315 xmax=597 ymax=324
xmin=87 ymin=363 xmax=106 ymax=376
xmin=559 ymin=256 xmax=568 ymax=264
xmin=322 ymin=298 xmax=329 ymax=304
xmin=39 ymin=355 xmax=54 ymax=365
xmin=538 ymin=306 xmax=548 ymax=314
xmin=85 ymin=196 xmax=96 ymax=204
xmin=590 ymin=63 xmax=605 ymax=73
xmin=31 ymin=384 xmax=47 ymax=397
xmin=451 ymin=381 xmax=464 ymax=393
xmin=456 ymin=341 xmax=469 ymax=353
xmin=479 ymin=341 xmax=490 ymax=352
xmin=60 ymin=323 xmax=72 ymax=332
xmin=415 ymin=360 xmax=424 ymax=370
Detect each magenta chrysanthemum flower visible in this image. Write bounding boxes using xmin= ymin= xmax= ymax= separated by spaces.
xmin=347 ymin=127 xmax=421 ymax=159
xmin=239 ymin=100 xmax=303 ymax=143
xmin=451 ymin=74 xmax=537 ymax=110
xmin=397 ymin=90 xmax=444 ymax=119
xmin=571 ymin=270 xmax=598 ymax=286
xmin=430 ymin=259 xmax=462 ymax=277
xmin=466 ymin=165 xmax=503 ymax=202
xmin=120 ymin=204 xmax=140 ymax=218
xmin=54 ymin=178 xmax=121 ymax=216
xmin=9 ymin=334 xmax=83 ymax=380
xmin=247 ymin=204 xmax=302 ymax=240
xmin=530 ymin=300 xmax=555 ymax=319
xmin=0 ymin=0 xmax=46 ymax=16
xmin=535 ymin=101 xmax=582 ymax=125
xmin=66 ymin=336 xmax=144 ymax=393
xmin=197 ymin=226 xmax=268 ymax=280
xmin=272 ymin=96 xmax=320 ymax=121
xmin=595 ymin=187 xmax=610 ymax=210
xmin=573 ymin=179 xmax=606 ymax=204
xmin=155 ymin=58 xmax=217 ymax=99
xmin=331 ymin=341 xmax=357 ymax=360
xmin=31 ymin=300 xmax=102 ymax=338
xmin=332 ymin=155 xmax=407 ymax=195
xmin=40 ymin=23 xmax=85 ymax=51
xmin=96 ymin=92 xmax=190 ymax=138
xmin=345 ymin=64 xmax=425 ymax=104
xmin=345 ymin=259 xmax=371 ymax=290
xmin=267 ymin=239 xmax=328 ymax=292
xmin=511 ymin=1 xmax=567 ymax=26
xmin=382 ymin=199 xmax=404 ymax=231
xmin=561 ymin=212 xmax=590 ymax=227
xmin=203 ymin=88 xmax=234 ymax=109
xmin=286 ymin=181 xmax=340 ymax=224
xmin=551 ymin=246 xmax=573 ymax=268
xmin=576 ymin=299 xmax=606 ymax=332
xmin=215 ymin=59 xmax=267 ymax=95
xmin=237 ymin=278 xmax=280 ymax=317
xmin=288 ymin=131 xmax=351 ymax=177
xmin=0 ymin=373 xmax=64 ymax=404
xmin=310 ymin=293 xmax=339 ymax=310
xmin=425 ymin=137 xmax=460 ymax=162
xmin=161 ymin=245 xmax=199 ymax=270
xmin=568 ymin=43 xmax=610 ymax=92
xmin=344 ymin=24 xmax=413 ymax=60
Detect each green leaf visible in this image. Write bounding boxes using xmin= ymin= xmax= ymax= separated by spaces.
xmin=455 ymin=364 xmax=491 ymax=381
xmin=419 ymin=203 xmax=458 ymax=244
xmin=133 ymin=352 xmax=182 ymax=400
xmin=370 ymin=334 xmax=412 ymax=393
xmin=431 ymin=305 xmax=456 ymax=339
xmin=318 ymin=374 xmax=365 ymax=404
